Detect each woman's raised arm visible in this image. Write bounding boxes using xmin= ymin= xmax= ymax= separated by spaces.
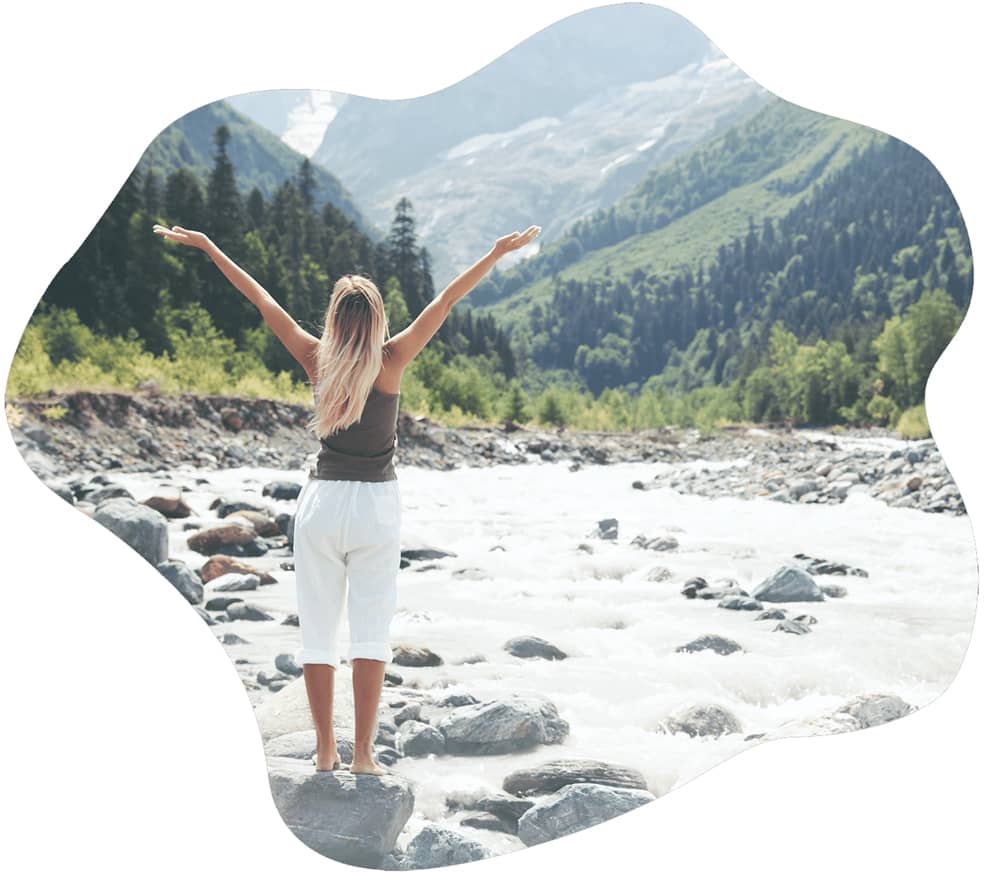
xmin=389 ymin=225 xmax=540 ymax=369
xmin=153 ymin=224 xmax=318 ymax=380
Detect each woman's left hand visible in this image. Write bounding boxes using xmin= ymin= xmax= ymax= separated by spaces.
xmin=152 ymin=224 xmax=211 ymax=250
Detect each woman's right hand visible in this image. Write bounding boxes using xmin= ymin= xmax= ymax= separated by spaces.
xmin=152 ymin=224 xmax=211 ymax=250
xmin=492 ymin=225 xmax=541 ymax=260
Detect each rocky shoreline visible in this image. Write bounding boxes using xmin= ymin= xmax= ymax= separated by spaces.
xmin=4 ymin=389 xmax=971 ymax=868
xmin=8 ymin=389 xmax=965 ymax=516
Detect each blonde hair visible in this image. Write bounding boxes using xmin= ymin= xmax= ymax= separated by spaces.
xmin=307 ymin=274 xmax=390 ymax=439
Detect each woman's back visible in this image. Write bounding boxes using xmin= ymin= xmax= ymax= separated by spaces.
xmin=309 ymin=384 xmax=400 ymax=482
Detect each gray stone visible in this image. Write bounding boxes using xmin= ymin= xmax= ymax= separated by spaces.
xmin=517 ymin=783 xmax=655 ymax=846
xmin=156 ymin=559 xmax=204 ymax=605
xmin=395 ymin=720 xmax=446 ymax=757
xmin=438 ymin=695 xmax=569 ymax=755
xmin=503 ymin=635 xmax=568 ymax=660
xmin=752 ymin=565 xmax=826 ymax=602
xmin=675 ymin=634 xmax=743 ymax=655
xmin=502 ymin=757 xmax=647 ymax=796
xmin=659 ymin=703 xmax=742 ymax=738
xmin=93 ymin=498 xmax=168 ymax=565
xmin=267 ymin=755 xmax=413 ymax=867
xmin=401 ymin=823 xmax=493 ymax=868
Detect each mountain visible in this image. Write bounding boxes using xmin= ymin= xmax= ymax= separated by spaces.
xmin=228 ymin=4 xmax=766 ymax=286
xmin=226 ymin=89 xmax=349 ymax=158
xmin=472 ymin=96 xmax=972 ymax=395
xmin=136 ymin=99 xmax=372 ymax=235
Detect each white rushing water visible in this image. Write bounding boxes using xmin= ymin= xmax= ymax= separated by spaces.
xmin=114 ymin=453 xmax=978 ymax=850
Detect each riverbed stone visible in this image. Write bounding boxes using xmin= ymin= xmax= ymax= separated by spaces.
xmin=501 ymin=757 xmax=647 ymax=796
xmin=438 ymin=695 xmax=569 ymax=755
xmin=752 ymin=565 xmax=826 ymax=602
xmin=517 ymin=783 xmax=655 ymax=846
xmin=93 ymin=497 xmax=168 ymax=565
xmin=156 ymin=558 xmax=204 ymax=604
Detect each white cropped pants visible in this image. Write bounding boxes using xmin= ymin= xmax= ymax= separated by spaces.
xmin=292 ymin=478 xmax=402 ymax=667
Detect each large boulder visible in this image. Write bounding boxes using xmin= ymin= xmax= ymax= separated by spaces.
xmin=267 ymin=756 xmax=414 ymax=867
xmin=502 ymin=758 xmax=647 ymax=796
xmin=437 ymin=695 xmax=569 ymax=755
xmin=517 ymin=783 xmax=655 ymax=846
xmin=400 ymin=823 xmax=493 ymax=868
xmin=156 ymin=559 xmax=204 ymax=604
xmin=93 ymin=497 xmax=168 ymax=565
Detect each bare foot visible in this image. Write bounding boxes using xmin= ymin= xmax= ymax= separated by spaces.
xmin=350 ymin=757 xmax=386 ymax=776
xmin=312 ymin=750 xmax=343 ymax=772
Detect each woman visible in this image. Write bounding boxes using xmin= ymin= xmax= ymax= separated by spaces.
xmin=152 ymin=220 xmax=541 ymax=775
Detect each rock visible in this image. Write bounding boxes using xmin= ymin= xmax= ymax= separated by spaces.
xmin=392 ymin=646 xmax=443 ymax=667
xmin=401 ymin=547 xmax=456 ymax=561
xmin=142 ymin=493 xmax=192 ymax=518
xmin=773 ymin=619 xmax=812 ymax=635
xmin=502 ymin=758 xmax=647 ymax=796
xmin=213 ymin=496 xmax=269 ymax=517
xmin=206 ymin=572 xmax=259 ymax=592
xmin=263 ymin=480 xmax=301 ymax=500
xmin=186 ymin=522 xmax=258 ymax=555
xmin=392 ymin=703 xmax=424 ymax=726
xmin=438 ymin=693 xmax=480 ymax=707
xmin=680 ymin=576 xmax=708 ymax=597
xmin=93 ymin=498 xmax=168 ymax=565
xmin=820 ymin=584 xmax=848 ymax=598
xmin=205 ymin=596 xmax=243 ymax=611
xmin=595 ymin=518 xmax=618 ymax=540
xmin=225 ymin=602 xmax=274 ymax=622
xmin=395 ymin=721 xmax=446 ymax=757
xmin=451 ymin=567 xmax=489 ymax=580
xmin=200 ymin=554 xmax=277 ymax=585
xmin=90 ymin=484 xmax=134 ymax=504
xmin=45 ymin=480 xmax=76 ymax=504
xmin=744 ymin=693 xmax=915 ymax=742
xmin=263 ymin=730 xmax=354 ymax=764
xmin=503 ymin=635 xmax=568 ymax=660
xmin=717 ymin=595 xmax=763 ymax=611
xmin=275 ymin=653 xmax=303 ymax=678
xmin=458 ymin=811 xmax=516 ymax=834
xmin=224 ymin=509 xmax=281 ymax=537
xmin=517 ymin=783 xmax=655 ymax=846
xmin=631 ymin=533 xmax=679 ymax=551
xmin=755 ymin=608 xmax=787 ymax=621
xmin=658 ymin=703 xmax=742 ymax=738
xmin=792 ymin=552 xmax=869 ymax=577
xmin=193 ymin=606 xmax=216 ymax=625
xmin=257 ymin=674 xmax=357 ymax=741
xmin=438 ymin=695 xmax=569 ymax=755
xmin=675 ymin=634 xmax=743 ymax=655
xmin=156 ymin=559 xmax=204 ymax=605
xmin=838 ymin=692 xmax=915 ymax=728
xmin=470 ymin=792 xmax=534 ymax=824
xmin=401 ymin=823 xmax=493 ymax=868
xmin=220 ymin=632 xmax=250 ymax=645
xmin=752 ymin=565 xmax=826 ymax=602
xmin=646 ymin=566 xmax=673 ymax=583
xmin=267 ymin=756 xmax=413 ymax=867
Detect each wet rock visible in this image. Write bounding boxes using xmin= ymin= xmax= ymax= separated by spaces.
xmin=205 ymin=572 xmax=259 ymax=592
xmin=502 ymin=758 xmax=647 ymax=796
xmin=517 ymin=783 xmax=655 ymax=846
xmin=395 ymin=721 xmax=446 ymax=757
xmin=225 ymin=602 xmax=274 ymax=622
xmin=752 ymin=565 xmax=826 ymax=602
xmin=156 ymin=559 xmax=204 ymax=605
xmin=263 ymin=480 xmax=301 ymax=500
xmin=631 ymin=533 xmax=678 ymax=551
xmin=199 ymin=554 xmax=277 ymax=585
xmin=658 ymin=703 xmax=742 ymax=738
xmin=93 ymin=497 xmax=168 ymax=565
xmin=438 ymin=695 xmax=569 ymax=755
xmin=458 ymin=811 xmax=516 ymax=834
xmin=267 ymin=756 xmax=414 ymax=867
xmin=675 ymin=634 xmax=743 ymax=655
xmin=392 ymin=646 xmax=443 ymax=667
xmin=142 ymin=493 xmax=192 ymax=518
xmin=773 ymin=619 xmax=812 ymax=635
xmin=400 ymin=823 xmax=493 ymax=868
xmin=275 ymin=653 xmax=303 ymax=678
xmin=718 ymin=595 xmax=763 ymax=611
xmin=503 ymin=635 xmax=568 ymax=660
xmin=401 ymin=546 xmax=457 ymax=561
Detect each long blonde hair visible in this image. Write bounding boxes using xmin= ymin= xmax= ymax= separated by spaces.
xmin=307 ymin=274 xmax=390 ymax=439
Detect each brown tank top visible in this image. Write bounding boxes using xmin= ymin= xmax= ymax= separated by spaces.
xmin=308 ymin=385 xmax=400 ymax=482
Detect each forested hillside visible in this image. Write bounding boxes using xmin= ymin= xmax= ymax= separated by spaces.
xmin=11 ymin=124 xmax=516 ymax=416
